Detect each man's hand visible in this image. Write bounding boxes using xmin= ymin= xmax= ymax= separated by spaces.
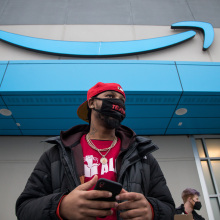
xmin=116 ymin=189 xmax=153 ymax=220
xmin=59 ymin=175 xmax=117 ymax=220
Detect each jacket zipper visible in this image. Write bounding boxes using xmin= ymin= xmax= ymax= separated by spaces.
xmin=117 ymin=143 xmax=137 ymax=183
xmin=117 ymin=141 xmax=158 ymax=184
xmin=58 ymin=140 xmax=81 ymax=188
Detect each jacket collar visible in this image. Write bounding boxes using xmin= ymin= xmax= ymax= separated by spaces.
xmin=44 ymin=124 xmax=159 ymax=158
xmin=45 ymin=124 xmax=136 ymax=146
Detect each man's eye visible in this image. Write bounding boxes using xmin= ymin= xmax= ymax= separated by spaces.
xmin=106 ymin=95 xmax=113 ymax=98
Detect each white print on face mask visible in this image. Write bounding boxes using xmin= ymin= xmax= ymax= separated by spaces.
xmin=84 ymin=156 xmax=116 ymax=177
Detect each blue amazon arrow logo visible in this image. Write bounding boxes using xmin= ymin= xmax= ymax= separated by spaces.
xmin=0 ymin=21 xmax=214 ymax=57
xmin=171 ymin=21 xmax=214 ymax=51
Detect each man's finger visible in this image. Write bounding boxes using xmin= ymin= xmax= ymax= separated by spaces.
xmin=119 ymin=208 xmax=142 ymax=219
xmin=85 ymin=208 xmax=113 ymax=218
xmin=86 ymin=190 xmax=113 ymax=200
xmin=120 ymin=188 xmax=128 ymax=194
xmin=116 ymin=192 xmax=143 ymax=201
xmin=117 ymin=200 xmax=147 ymax=211
xmin=117 ymin=200 xmax=133 ymax=210
xmin=85 ymin=200 xmax=117 ymax=210
xmin=77 ymin=175 xmax=98 ymax=191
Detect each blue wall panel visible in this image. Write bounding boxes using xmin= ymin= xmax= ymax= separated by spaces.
xmin=123 ymin=118 xmax=170 ymax=130
xmin=126 ymin=105 xmax=177 ymax=118
xmin=176 ymin=62 xmax=220 ymax=94
xmin=9 ymin=106 xmax=78 ymax=118
xmin=169 ymin=118 xmax=220 ymax=129
xmin=0 ymin=97 xmax=4 ymax=105
xmin=0 ymin=60 xmax=220 ymax=135
xmin=2 ymin=94 xmax=87 ymax=106
xmin=178 ymin=95 xmax=220 ymax=105
xmin=0 ymin=119 xmax=19 ymax=129
xmin=126 ymin=94 xmax=180 ymax=105
xmin=0 ymin=61 xmax=181 ymax=95
xmin=16 ymin=118 xmax=83 ymax=130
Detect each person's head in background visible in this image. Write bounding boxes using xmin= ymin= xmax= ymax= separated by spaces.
xmin=182 ymin=188 xmax=202 ymax=211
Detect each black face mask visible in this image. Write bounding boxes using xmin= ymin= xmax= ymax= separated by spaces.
xmin=92 ymin=97 xmax=126 ymax=128
xmin=193 ymin=201 xmax=202 ymax=210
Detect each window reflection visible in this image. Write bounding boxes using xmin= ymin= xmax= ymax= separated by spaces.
xmin=196 ymin=139 xmax=206 ymax=158
xmin=205 ymin=139 xmax=220 ymax=157
xmin=210 ymin=161 xmax=220 ymax=192
xmin=195 ymin=138 xmax=220 ymax=220
xmin=201 ymin=161 xmax=216 ymax=194
xmin=210 ymin=198 xmax=220 ymax=220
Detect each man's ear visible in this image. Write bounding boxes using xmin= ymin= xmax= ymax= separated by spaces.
xmin=187 ymin=196 xmax=192 ymax=202
xmin=88 ymin=98 xmax=95 ymax=109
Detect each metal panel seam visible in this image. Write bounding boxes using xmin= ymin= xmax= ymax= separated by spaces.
xmin=0 ymin=61 xmax=9 ymax=89
xmin=164 ymin=61 xmax=184 ymax=135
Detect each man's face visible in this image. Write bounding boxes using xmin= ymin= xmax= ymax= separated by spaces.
xmin=189 ymin=195 xmax=200 ymax=207
xmin=192 ymin=195 xmax=199 ymax=202
xmin=90 ymin=91 xmax=125 ymax=129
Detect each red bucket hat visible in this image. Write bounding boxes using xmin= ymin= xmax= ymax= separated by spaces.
xmin=77 ymin=82 xmax=126 ymax=122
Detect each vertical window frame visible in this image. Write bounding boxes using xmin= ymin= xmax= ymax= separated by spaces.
xmin=201 ymin=138 xmax=220 ymax=200
xmin=191 ymin=136 xmax=215 ymax=219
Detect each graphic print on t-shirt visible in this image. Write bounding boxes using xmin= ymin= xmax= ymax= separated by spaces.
xmin=81 ymin=134 xmax=121 ymax=183
xmin=84 ymin=155 xmax=100 ymax=177
xmin=84 ymin=155 xmax=116 ymax=177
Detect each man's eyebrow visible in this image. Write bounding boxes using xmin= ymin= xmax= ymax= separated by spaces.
xmin=105 ymin=91 xmax=119 ymax=95
xmin=106 ymin=91 xmax=125 ymax=100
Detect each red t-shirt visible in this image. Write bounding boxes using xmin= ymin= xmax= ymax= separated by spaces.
xmin=81 ymin=134 xmax=121 ymax=220
xmin=81 ymin=134 xmax=121 ymax=185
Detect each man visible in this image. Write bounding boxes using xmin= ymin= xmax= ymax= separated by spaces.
xmin=16 ymin=82 xmax=175 ymax=220
xmin=175 ymin=188 xmax=205 ymax=220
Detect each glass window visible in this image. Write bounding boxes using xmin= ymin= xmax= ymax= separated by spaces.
xmin=210 ymin=198 xmax=220 ymax=220
xmin=196 ymin=139 xmax=206 ymax=158
xmin=211 ymin=161 xmax=220 ymax=192
xmin=201 ymin=161 xmax=216 ymax=194
xmin=194 ymin=137 xmax=220 ymax=220
xmin=205 ymin=139 xmax=220 ymax=157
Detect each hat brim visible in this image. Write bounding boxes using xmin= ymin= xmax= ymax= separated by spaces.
xmin=77 ymin=100 xmax=89 ymax=123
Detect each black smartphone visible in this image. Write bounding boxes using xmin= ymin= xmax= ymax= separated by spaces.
xmin=94 ymin=178 xmax=122 ymax=201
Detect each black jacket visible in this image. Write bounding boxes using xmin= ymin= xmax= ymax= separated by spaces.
xmin=16 ymin=124 xmax=175 ymax=220
xmin=175 ymin=204 xmax=205 ymax=220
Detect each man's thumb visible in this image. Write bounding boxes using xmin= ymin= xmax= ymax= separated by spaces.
xmin=78 ymin=175 xmax=98 ymax=191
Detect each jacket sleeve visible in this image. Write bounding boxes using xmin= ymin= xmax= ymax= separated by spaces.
xmin=145 ymin=154 xmax=175 ymax=220
xmin=16 ymin=150 xmax=66 ymax=220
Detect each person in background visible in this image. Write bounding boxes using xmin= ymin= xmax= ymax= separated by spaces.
xmin=175 ymin=188 xmax=205 ymax=220
xmin=16 ymin=82 xmax=175 ymax=220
